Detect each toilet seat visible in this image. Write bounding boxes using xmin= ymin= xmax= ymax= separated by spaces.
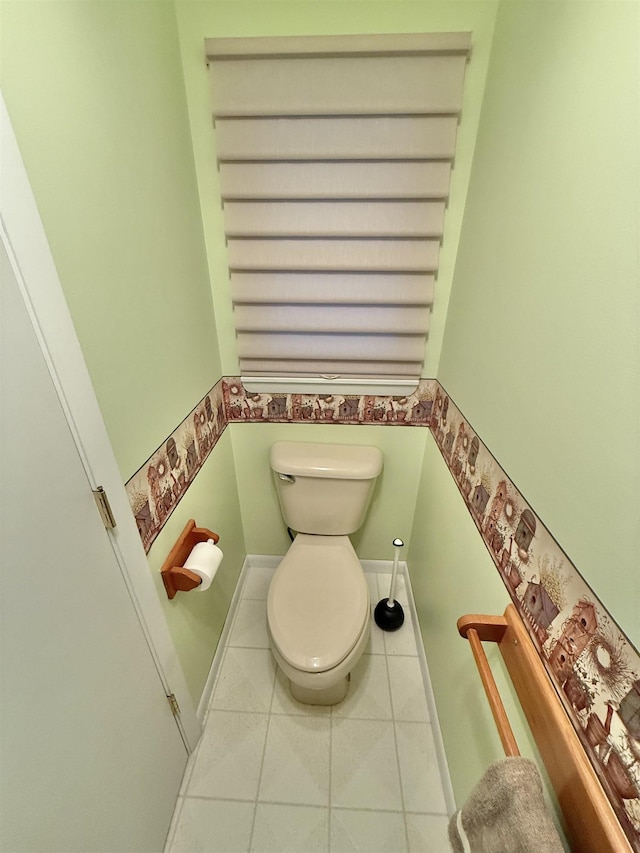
xmin=267 ymin=534 xmax=369 ymax=674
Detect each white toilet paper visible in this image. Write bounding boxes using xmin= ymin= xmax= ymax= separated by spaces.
xmin=183 ymin=539 xmax=223 ymax=592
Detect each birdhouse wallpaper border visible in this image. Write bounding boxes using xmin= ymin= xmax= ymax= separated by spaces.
xmin=431 ymin=386 xmax=640 ymax=850
xmin=221 ymin=377 xmax=438 ymax=426
xmin=124 ymin=376 xmax=640 ymax=848
xmin=125 ymin=379 xmax=227 ymax=553
xmin=125 ymin=377 xmax=437 ymax=553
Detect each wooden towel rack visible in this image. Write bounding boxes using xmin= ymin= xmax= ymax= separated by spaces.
xmin=458 ymin=604 xmax=632 ymax=853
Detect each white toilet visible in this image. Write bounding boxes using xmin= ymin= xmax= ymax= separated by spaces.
xmin=267 ymin=441 xmax=383 ymax=705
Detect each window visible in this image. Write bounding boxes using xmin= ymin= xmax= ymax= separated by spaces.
xmin=206 ymin=33 xmax=471 ymax=394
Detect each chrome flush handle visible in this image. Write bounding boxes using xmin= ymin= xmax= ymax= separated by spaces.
xmin=278 ymin=473 xmax=296 ymax=484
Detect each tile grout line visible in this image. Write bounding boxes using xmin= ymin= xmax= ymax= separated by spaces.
xmin=247 ymin=704 xmax=272 ymax=850
xmin=328 ymin=702 xmax=334 ymax=850
xmin=242 ymin=569 xmax=273 ymax=852
xmin=172 ymin=792 xmax=426 ymax=812
xmin=378 ymin=573 xmax=414 ymax=853
xmin=390 ymin=684 xmax=413 ymax=853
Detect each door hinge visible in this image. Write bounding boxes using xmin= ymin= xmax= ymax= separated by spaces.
xmin=92 ymin=486 xmax=117 ymax=530
xmin=167 ymin=693 xmax=180 ymax=716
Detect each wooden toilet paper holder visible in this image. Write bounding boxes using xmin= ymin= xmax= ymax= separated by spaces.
xmin=160 ymin=519 xmax=219 ymax=600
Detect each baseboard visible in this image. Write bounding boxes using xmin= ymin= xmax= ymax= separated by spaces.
xmin=244 ymin=554 xmax=282 ymax=570
xmin=195 ymin=555 xmax=252 ymax=724
xmin=245 ymin=555 xmax=403 ymax=574
xmin=404 ymin=562 xmax=457 ymax=815
xmin=359 ymin=558 xmax=408 ymax=575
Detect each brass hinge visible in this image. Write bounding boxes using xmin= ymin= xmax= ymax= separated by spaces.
xmin=167 ymin=693 xmax=180 ymax=716
xmin=92 ymin=486 xmax=116 ymax=530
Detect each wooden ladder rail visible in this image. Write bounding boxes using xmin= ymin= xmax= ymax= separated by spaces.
xmin=459 ymin=615 xmax=520 ymax=758
xmin=456 ymin=606 xmax=634 ymax=853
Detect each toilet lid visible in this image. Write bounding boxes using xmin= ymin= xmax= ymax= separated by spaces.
xmin=267 ymin=536 xmax=369 ymax=673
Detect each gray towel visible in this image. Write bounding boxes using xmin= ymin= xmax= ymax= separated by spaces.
xmin=448 ymin=757 xmax=565 ymax=853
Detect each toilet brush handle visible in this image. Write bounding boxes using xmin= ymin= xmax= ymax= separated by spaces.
xmin=387 ymin=538 xmax=404 ymax=606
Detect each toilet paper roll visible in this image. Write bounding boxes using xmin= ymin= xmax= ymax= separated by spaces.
xmin=183 ymin=539 xmax=223 ymax=592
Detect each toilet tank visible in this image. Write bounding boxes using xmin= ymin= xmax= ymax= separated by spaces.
xmin=270 ymin=441 xmax=383 ymax=535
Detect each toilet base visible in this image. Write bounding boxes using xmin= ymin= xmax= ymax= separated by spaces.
xmin=290 ymin=673 xmax=350 ymax=706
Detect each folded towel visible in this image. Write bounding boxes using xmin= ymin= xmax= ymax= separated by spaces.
xmin=448 ymin=757 xmax=565 ymax=853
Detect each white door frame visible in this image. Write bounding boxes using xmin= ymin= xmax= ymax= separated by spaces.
xmin=0 ymin=93 xmax=201 ymax=750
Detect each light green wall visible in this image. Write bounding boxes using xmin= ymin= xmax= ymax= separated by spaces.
xmin=1 ymin=0 xmax=221 ymax=480
xmin=5 ymin=6 xmax=635 ymax=807
xmin=230 ymin=423 xmax=427 ymax=559
xmin=174 ymin=0 xmax=499 ymax=377
xmin=406 ymin=0 xmax=639 ymax=822
xmin=408 ymin=437 xmax=566 ymax=838
xmin=1 ymin=1 xmax=246 ymax=707
xmin=437 ymin=0 xmax=640 ymax=647
xmin=147 ymin=430 xmax=245 ymax=706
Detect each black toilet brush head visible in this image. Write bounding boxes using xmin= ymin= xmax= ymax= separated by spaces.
xmin=374 ymin=597 xmax=405 ymax=631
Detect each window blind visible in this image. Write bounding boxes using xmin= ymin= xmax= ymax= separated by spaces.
xmin=206 ymin=33 xmax=471 ymax=395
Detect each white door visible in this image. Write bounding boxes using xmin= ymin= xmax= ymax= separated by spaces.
xmin=0 ymin=236 xmax=188 ymax=850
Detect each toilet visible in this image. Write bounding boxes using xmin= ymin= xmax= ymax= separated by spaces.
xmin=267 ymin=441 xmax=383 ymax=705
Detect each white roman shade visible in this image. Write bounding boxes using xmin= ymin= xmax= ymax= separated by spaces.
xmin=206 ymin=33 xmax=471 ymax=394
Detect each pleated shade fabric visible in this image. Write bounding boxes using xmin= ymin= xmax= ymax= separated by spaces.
xmin=206 ymin=33 xmax=471 ymax=394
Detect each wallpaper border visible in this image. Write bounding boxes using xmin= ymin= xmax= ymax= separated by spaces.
xmin=124 ymin=376 xmax=640 ymax=847
xmin=431 ymin=383 xmax=640 ymax=849
xmin=125 ymin=378 xmax=227 ymax=553
xmin=124 ymin=376 xmax=437 ymax=553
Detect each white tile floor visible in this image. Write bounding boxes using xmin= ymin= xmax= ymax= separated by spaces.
xmin=165 ymin=565 xmax=452 ymax=853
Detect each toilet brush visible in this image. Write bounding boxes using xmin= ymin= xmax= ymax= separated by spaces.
xmin=374 ymin=538 xmax=405 ymax=631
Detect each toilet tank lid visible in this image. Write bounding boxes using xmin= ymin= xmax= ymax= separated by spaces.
xmin=271 ymin=441 xmax=382 ymax=480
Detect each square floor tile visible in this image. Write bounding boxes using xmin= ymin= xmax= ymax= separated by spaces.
xmin=367 ymin=619 xmax=388 ymax=656
xmin=365 ymin=575 xmax=386 ymax=655
xmin=405 ymin=813 xmax=451 ymax=853
xmin=330 ymin=808 xmax=407 ymax=852
xmin=377 ymin=573 xmax=410 ymax=607
xmin=333 ymin=655 xmax=392 ymax=721
xmin=258 ymin=714 xmax=331 ymax=805
xmin=364 ymin=572 xmax=379 ymax=600
xmin=251 ymin=803 xmax=328 ymax=853
xmin=395 ymin=722 xmax=447 ymax=814
xmin=187 ymin=711 xmax=268 ymax=801
xmin=169 ymin=798 xmax=254 ymax=853
xmin=271 ymin=668 xmax=332 ymax=717
xmin=210 ymin=647 xmax=276 ymax=713
xmin=331 ymin=718 xmax=403 ymax=811
xmin=228 ymin=599 xmax=270 ymax=649
xmin=387 ymin=656 xmax=430 ymax=722
xmin=242 ymin=566 xmax=276 ymax=600
xmin=382 ymin=611 xmax=418 ymax=657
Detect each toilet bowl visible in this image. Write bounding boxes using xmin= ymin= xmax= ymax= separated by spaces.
xmin=267 ymin=441 xmax=382 ymax=705
xmin=267 ymin=534 xmax=371 ymax=705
